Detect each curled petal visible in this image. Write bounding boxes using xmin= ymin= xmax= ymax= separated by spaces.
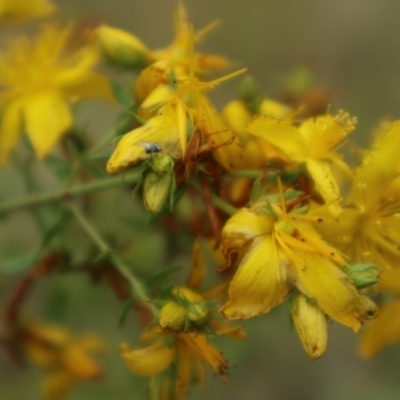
xmin=120 ymin=341 xmax=175 ymax=377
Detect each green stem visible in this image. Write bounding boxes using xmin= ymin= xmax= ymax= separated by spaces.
xmin=191 ymin=182 xmax=238 ymax=216
xmin=0 ymin=172 xmax=140 ymax=216
xmin=67 ymin=201 xmax=158 ymax=317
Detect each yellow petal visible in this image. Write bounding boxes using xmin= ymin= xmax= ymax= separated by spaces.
xmin=306 ymin=158 xmax=342 ymax=218
xmin=107 ymin=108 xmax=181 ymax=173
xmin=0 ymin=0 xmax=55 ymax=23
xmin=247 ymin=116 xmax=308 ymax=162
xmin=292 ymin=253 xmax=375 ymax=331
xmin=222 ymin=100 xmax=252 ymax=137
xmin=63 ymin=73 xmax=115 ymax=103
xmin=259 ymin=99 xmax=291 ymax=119
xmin=120 ymin=340 xmax=175 ymax=377
xmin=0 ymin=99 xmax=23 ymax=163
xmin=291 ymin=292 xmax=327 ymax=359
xmin=360 ymin=299 xmax=400 ymax=358
xmin=222 ymin=208 xmax=274 ymax=250
xmin=221 ymin=236 xmax=292 ymax=319
xmin=23 ymin=91 xmax=72 ymax=158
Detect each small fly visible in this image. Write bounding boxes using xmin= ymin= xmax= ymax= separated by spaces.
xmin=138 ymin=142 xmax=162 ymax=154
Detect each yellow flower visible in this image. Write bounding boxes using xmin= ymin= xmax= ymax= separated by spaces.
xmin=121 ymin=328 xmax=233 ymax=400
xmin=21 ymin=321 xmax=104 ymax=400
xmin=220 ymin=194 xmax=376 ymax=334
xmin=0 ymin=0 xmax=54 ymax=23
xmin=247 ymin=110 xmax=356 ymax=217
xmin=0 ymin=24 xmax=113 ymax=163
xmin=315 ymin=121 xmax=400 ymax=275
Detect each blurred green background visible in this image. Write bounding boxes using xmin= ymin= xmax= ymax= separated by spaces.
xmin=1 ymin=0 xmax=400 ymax=399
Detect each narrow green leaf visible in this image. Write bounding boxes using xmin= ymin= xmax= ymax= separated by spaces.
xmin=118 ymin=296 xmax=136 ymax=327
xmin=144 ymin=265 xmax=182 ymax=288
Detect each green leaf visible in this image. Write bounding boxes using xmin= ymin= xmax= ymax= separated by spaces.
xmin=109 ymin=80 xmax=134 ymax=107
xmin=144 ymin=265 xmax=182 ymax=288
xmin=118 ymin=296 xmax=136 ymax=327
xmin=0 ymin=253 xmax=37 ymax=274
xmin=160 ymin=283 xmax=174 ymax=300
xmin=44 ymin=155 xmax=74 ymax=180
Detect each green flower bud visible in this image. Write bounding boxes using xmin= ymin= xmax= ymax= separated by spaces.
xmin=143 ymin=171 xmax=172 ymax=213
xmin=187 ymin=302 xmax=209 ymax=327
xmin=150 ymin=155 xmax=174 ymax=174
xmin=343 ymin=263 xmax=380 ymax=289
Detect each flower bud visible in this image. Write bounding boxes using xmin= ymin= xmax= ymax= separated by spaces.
xmin=158 ymin=301 xmax=187 ymax=331
xmin=150 ymin=155 xmax=174 ymax=174
xmin=290 ymin=292 xmax=327 ymax=359
xmin=143 ymin=171 xmax=172 ymax=214
xmin=95 ymin=25 xmax=149 ymax=68
xmin=343 ymin=263 xmax=380 ymax=289
xmin=187 ymin=303 xmax=209 ymax=327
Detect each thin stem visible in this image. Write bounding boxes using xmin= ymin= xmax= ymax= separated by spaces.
xmin=191 ymin=182 xmax=238 ymax=216
xmin=0 ymin=172 xmax=140 ymax=216
xmin=67 ymin=201 xmax=158 ymax=317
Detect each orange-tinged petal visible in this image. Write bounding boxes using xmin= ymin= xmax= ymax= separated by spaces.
xmin=120 ymin=341 xmax=175 ymax=377
xmin=221 ymin=236 xmax=292 ymax=319
xmin=0 ymin=99 xmax=23 ymax=163
xmin=176 ymin=341 xmax=191 ymax=400
xmin=179 ymin=333 xmax=229 ymax=379
xmin=23 ymin=91 xmax=72 ymax=158
xmin=62 ymin=343 xmax=102 ymax=379
xmin=247 ymin=116 xmax=308 ymax=162
xmin=292 ymin=253 xmax=375 ymax=331
xmin=187 ymin=237 xmax=208 ymax=289
xmin=360 ymin=299 xmax=400 ymax=358
xmin=306 ymin=158 xmax=342 ymax=218
xmin=42 ymin=369 xmax=77 ymax=400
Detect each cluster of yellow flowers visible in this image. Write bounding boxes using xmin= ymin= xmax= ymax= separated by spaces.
xmin=2 ymin=1 xmax=400 ymax=400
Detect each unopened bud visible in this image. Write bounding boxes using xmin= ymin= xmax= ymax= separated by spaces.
xmin=343 ymin=263 xmax=380 ymax=289
xmin=95 ymin=25 xmax=149 ymax=68
xmin=143 ymin=171 xmax=172 ymax=213
xmin=158 ymin=302 xmax=187 ymax=331
xmin=290 ymin=292 xmax=327 ymax=359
